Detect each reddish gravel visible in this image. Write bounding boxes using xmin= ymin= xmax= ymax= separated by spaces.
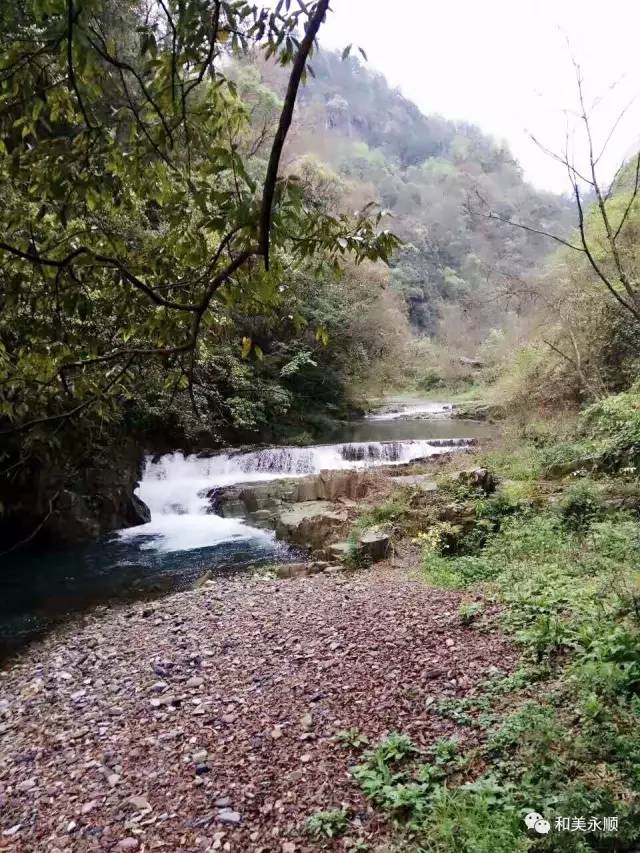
xmin=0 ymin=555 xmax=516 ymax=853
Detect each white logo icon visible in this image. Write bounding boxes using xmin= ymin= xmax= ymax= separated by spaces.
xmin=525 ymin=812 xmax=551 ymax=835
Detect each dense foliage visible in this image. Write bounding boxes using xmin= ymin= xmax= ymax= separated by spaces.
xmin=0 ymin=0 xmax=403 ymax=546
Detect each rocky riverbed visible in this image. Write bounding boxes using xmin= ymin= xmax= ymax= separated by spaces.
xmin=0 ymin=546 xmax=516 ymax=852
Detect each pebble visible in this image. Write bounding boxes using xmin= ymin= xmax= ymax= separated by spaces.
xmin=128 ymin=796 xmax=151 ymax=812
xmin=186 ymin=676 xmax=204 ymax=688
xmin=107 ymin=773 xmax=122 ymax=787
xmin=2 ymin=825 xmax=21 ymax=837
xmin=214 ymin=797 xmax=232 ymax=808
xmin=192 ymin=749 xmax=208 ymax=763
xmin=117 ymin=839 xmax=139 ymax=850
xmin=216 ymin=810 xmax=241 ymax=825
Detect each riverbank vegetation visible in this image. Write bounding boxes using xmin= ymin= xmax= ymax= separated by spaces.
xmin=338 ymin=111 xmax=640 ymax=846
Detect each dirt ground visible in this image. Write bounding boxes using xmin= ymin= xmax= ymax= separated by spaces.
xmin=0 ymin=550 xmax=516 ymax=852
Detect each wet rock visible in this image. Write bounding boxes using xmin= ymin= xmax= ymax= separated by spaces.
xmin=208 ymin=471 xmax=374 ymax=523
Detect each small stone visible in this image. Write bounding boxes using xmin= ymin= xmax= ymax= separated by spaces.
xmin=107 ymin=773 xmax=122 ymax=787
xmin=221 ymin=713 xmax=236 ymax=724
xmin=117 ymin=839 xmax=139 ymax=851
xmin=2 ymin=825 xmax=21 ymax=837
xmin=300 ymin=754 xmax=312 ymax=763
xmin=128 ymin=796 xmax=151 ymax=812
xmin=186 ymin=676 xmax=204 ymax=688
xmin=81 ymin=800 xmax=98 ymax=815
xmin=282 ymin=843 xmax=296 ymax=853
xmin=270 ymin=726 xmax=283 ymax=740
xmin=16 ymin=779 xmax=36 ymax=792
xmin=150 ymin=681 xmax=168 ymax=693
xmin=300 ymin=713 xmax=313 ymax=731
xmin=214 ymin=797 xmax=232 ymax=808
xmin=216 ymin=810 xmax=241 ymax=825
xmin=195 ymin=763 xmax=211 ymax=776
xmin=192 ymin=749 xmax=208 ymax=763
xmin=445 ymin=638 xmax=455 ymax=648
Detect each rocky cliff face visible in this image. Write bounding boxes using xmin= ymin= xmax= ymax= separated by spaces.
xmin=0 ymin=444 xmax=150 ymax=553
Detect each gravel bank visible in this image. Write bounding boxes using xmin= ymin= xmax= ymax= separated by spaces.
xmin=0 ymin=555 xmax=516 ymax=852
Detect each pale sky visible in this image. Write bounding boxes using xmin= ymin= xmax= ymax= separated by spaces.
xmin=319 ymin=0 xmax=640 ymax=194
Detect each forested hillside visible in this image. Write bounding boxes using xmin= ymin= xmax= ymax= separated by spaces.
xmin=262 ymin=50 xmax=575 ymax=341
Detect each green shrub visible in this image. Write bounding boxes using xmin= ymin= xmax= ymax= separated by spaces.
xmin=559 ymin=481 xmax=604 ymax=530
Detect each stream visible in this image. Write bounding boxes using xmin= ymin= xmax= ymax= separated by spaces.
xmin=0 ymin=401 xmax=493 ymax=656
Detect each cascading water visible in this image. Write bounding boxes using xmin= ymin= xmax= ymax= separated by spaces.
xmin=122 ymin=437 xmax=475 ymax=553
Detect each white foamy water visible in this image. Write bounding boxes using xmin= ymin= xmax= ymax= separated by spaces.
xmin=120 ymin=436 xmax=473 ymax=553
xmin=117 ymin=511 xmax=269 ymax=554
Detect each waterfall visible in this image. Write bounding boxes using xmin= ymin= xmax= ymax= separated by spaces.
xmin=138 ymin=438 xmax=475 ymax=512
xmin=366 ymin=401 xmax=453 ymax=420
xmin=120 ymin=437 xmax=474 ymax=554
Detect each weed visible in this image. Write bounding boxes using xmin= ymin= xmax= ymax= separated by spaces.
xmin=458 ymin=600 xmax=484 ymax=625
xmin=343 ymin=541 xmax=372 ymax=570
xmin=306 ymin=808 xmax=350 ymax=841
xmin=559 ymin=480 xmax=604 ymax=530
xmin=334 ymin=728 xmax=370 ymax=751
xmin=355 ymin=493 xmax=411 ymax=529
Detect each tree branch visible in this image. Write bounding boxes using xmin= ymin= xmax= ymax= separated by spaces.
xmin=259 ymin=0 xmax=330 ymax=269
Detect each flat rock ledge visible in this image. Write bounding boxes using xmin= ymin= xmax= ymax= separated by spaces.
xmin=0 ymin=557 xmax=516 ymax=852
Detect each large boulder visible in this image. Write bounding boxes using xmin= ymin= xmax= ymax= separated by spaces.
xmin=325 ymin=526 xmax=391 ymax=565
xmin=208 ymin=470 xmax=375 ymax=522
xmin=389 ymin=475 xmax=438 ymax=493
xmin=457 ymin=467 xmax=496 ymax=495
xmin=275 ymin=502 xmax=349 ymax=550
xmin=0 ymin=444 xmax=150 ymax=551
xmin=358 ymin=525 xmax=391 ymax=561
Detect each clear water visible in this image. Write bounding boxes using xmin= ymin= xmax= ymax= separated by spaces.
xmin=0 ymin=404 xmax=490 ymax=656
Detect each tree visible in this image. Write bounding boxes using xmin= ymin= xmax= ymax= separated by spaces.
xmin=0 ymin=0 xmax=398 ymax=442
xmin=470 ymin=59 xmax=640 ymax=327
